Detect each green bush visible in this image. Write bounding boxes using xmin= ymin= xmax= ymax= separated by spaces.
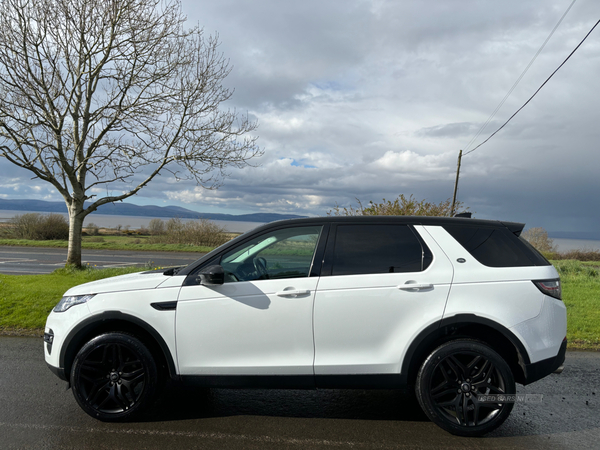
xmin=554 ymin=260 xmax=599 ymax=278
xmin=521 ymin=227 xmax=556 ymax=253
xmin=327 ymin=194 xmax=468 ymax=217
xmin=519 ymin=227 xmax=599 ymax=262
xmin=149 ymin=218 xmax=229 ymax=247
xmin=9 ymin=213 xmax=40 ymax=239
xmin=9 ymin=213 xmax=69 ymax=240
xmin=148 ymin=218 xmax=166 ymax=235
xmin=554 ymin=249 xmax=600 ymax=262
xmin=85 ymin=222 xmax=100 ymax=236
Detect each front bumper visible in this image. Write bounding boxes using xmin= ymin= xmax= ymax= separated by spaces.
xmin=46 ymin=361 xmax=68 ymax=381
xmin=522 ymin=338 xmax=567 ymax=385
xmin=44 ymin=303 xmax=92 ymax=382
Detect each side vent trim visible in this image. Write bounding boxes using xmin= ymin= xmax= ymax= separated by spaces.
xmin=151 ymin=301 xmax=178 ymax=311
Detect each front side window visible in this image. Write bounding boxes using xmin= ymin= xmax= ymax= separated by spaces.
xmin=331 ymin=224 xmax=428 ymax=276
xmin=220 ymin=226 xmax=322 ymax=282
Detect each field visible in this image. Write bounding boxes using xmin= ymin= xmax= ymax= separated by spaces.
xmin=0 ymin=217 xmax=240 ymax=252
xmin=0 ymin=235 xmax=216 ymax=253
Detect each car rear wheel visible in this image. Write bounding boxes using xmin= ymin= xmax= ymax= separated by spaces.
xmin=415 ymin=339 xmax=515 ymax=436
xmin=70 ymin=332 xmax=158 ymax=421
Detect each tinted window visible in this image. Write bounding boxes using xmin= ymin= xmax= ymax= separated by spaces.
xmin=331 ymin=224 xmax=427 ymax=276
xmin=517 ymin=236 xmax=551 ymax=265
xmin=444 ymin=226 xmax=551 ymax=267
xmin=220 ymin=226 xmax=322 ymax=282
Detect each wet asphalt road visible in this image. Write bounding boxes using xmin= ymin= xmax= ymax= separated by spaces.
xmin=0 ymin=336 xmax=598 ymax=449
xmin=0 ymin=246 xmax=203 ymax=275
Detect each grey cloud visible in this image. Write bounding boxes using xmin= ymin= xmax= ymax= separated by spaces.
xmin=2 ymin=0 xmax=600 ymax=236
xmin=417 ymin=122 xmax=486 ymax=138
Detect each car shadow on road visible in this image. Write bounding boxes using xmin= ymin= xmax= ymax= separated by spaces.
xmin=135 ymin=380 xmax=599 ymax=441
xmin=139 ymin=381 xmax=429 ymax=423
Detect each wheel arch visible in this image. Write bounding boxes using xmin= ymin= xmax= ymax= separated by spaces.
xmin=60 ymin=311 xmax=177 ymax=382
xmin=401 ymin=314 xmax=530 ymax=386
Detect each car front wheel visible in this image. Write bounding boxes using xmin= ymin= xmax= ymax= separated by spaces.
xmin=415 ymin=339 xmax=515 ymax=436
xmin=70 ymin=332 xmax=158 ymax=421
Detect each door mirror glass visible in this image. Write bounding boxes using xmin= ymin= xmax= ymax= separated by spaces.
xmin=198 ymin=265 xmax=225 ymax=285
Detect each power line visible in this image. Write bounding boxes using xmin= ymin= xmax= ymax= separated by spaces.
xmin=464 ymin=17 xmax=600 ymax=156
xmin=463 ymin=0 xmax=577 ymax=153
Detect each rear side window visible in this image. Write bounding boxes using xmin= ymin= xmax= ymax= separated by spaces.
xmin=444 ymin=226 xmax=550 ymax=267
xmin=331 ymin=224 xmax=430 ymax=276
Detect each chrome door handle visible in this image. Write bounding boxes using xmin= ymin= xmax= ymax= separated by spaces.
xmin=276 ymin=289 xmax=310 ymax=297
xmin=398 ymin=283 xmax=433 ymax=291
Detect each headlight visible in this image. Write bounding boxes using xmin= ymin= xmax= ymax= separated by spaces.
xmin=53 ymin=294 xmax=96 ymax=312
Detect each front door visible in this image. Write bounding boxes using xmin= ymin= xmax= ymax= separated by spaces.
xmin=176 ymin=225 xmax=324 ymax=376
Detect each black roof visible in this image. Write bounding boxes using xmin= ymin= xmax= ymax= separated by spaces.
xmin=259 ymin=215 xmax=524 ymax=233
xmin=177 ymin=215 xmax=525 ymax=276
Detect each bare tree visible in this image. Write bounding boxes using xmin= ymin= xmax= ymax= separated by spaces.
xmin=0 ymin=0 xmax=261 ymax=266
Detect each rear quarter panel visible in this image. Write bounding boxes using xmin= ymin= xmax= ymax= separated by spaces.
xmin=422 ymin=225 xmax=565 ymax=363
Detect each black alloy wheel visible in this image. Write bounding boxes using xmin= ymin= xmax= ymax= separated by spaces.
xmin=416 ymin=339 xmax=515 ymax=436
xmin=71 ymin=333 xmax=158 ymax=421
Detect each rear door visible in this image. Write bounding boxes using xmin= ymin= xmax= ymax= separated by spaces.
xmin=313 ymin=223 xmax=454 ymax=375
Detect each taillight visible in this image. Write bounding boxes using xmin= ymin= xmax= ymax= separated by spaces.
xmin=533 ymin=279 xmax=562 ymax=300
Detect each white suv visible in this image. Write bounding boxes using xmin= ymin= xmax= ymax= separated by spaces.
xmin=44 ymin=216 xmax=567 ymax=436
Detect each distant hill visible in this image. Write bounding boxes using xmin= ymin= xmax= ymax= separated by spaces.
xmin=0 ymin=198 xmax=306 ymax=223
xmin=548 ymin=231 xmax=600 ymax=241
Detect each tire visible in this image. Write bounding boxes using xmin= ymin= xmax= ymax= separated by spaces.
xmin=70 ymin=332 xmax=158 ymax=421
xmin=415 ymin=339 xmax=515 ymax=437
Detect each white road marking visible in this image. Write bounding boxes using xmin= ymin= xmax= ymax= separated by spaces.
xmin=0 ymin=258 xmax=37 ymax=263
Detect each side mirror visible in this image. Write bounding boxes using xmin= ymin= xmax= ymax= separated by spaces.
xmin=198 ymin=265 xmax=225 ymax=286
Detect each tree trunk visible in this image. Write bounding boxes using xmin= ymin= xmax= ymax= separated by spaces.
xmin=66 ymin=202 xmax=86 ymax=267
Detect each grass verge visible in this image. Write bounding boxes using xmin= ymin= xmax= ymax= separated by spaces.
xmin=0 ymin=236 xmax=214 ymax=253
xmin=554 ymin=260 xmax=600 ymax=350
xmin=0 ymin=266 xmax=145 ymax=336
xmin=1 ymin=260 xmax=599 ymax=351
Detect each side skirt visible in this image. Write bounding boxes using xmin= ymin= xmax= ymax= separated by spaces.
xmin=179 ymin=374 xmax=406 ymax=390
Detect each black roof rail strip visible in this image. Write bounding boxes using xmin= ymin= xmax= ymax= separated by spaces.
xmin=454 ymin=212 xmax=472 ymax=218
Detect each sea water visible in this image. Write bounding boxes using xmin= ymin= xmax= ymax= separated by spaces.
xmin=1 ymin=209 xmax=598 ymax=249
xmin=0 ymin=210 xmax=263 ymax=234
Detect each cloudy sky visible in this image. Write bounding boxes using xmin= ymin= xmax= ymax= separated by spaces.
xmin=1 ymin=0 xmax=599 ymax=234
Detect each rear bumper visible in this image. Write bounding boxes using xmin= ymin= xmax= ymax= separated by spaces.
xmin=522 ymin=338 xmax=567 ymax=385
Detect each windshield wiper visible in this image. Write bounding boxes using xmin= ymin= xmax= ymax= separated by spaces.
xmin=163 ymin=266 xmax=183 ymax=276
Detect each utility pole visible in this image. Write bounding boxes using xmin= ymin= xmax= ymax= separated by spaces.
xmin=450 ymin=149 xmax=462 ymax=217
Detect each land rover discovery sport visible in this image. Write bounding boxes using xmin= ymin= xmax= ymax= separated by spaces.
xmin=44 ymin=216 xmax=567 ymax=436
